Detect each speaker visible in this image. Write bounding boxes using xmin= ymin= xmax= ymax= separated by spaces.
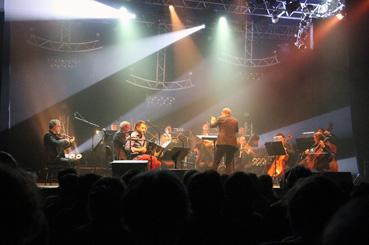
xmin=111 ymin=160 xmax=148 ymax=177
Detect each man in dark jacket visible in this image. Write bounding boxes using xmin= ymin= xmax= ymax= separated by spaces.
xmin=210 ymin=107 xmax=238 ymax=173
xmin=44 ymin=119 xmax=75 ymax=168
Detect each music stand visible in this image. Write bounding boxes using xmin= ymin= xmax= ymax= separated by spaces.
xmin=295 ymin=137 xmax=314 ymax=152
xmin=265 ymin=141 xmax=286 ymax=156
xmin=265 ymin=141 xmax=287 ymax=179
xmin=161 ymin=147 xmax=190 ymax=169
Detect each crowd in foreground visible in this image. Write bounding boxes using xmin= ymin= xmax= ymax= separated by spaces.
xmin=1 ymin=150 xmax=369 ymax=245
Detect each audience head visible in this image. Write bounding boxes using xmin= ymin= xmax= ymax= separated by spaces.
xmin=322 ymin=197 xmax=369 ymax=245
xmin=0 ymin=151 xmax=18 ymax=168
xmin=58 ymin=173 xmax=79 ymax=198
xmin=259 ymin=174 xmax=274 ymax=193
xmin=183 ymin=169 xmax=198 ymax=188
xmin=57 ymin=168 xmax=77 ymax=183
xmin=285 ymin=175 xmax=346 ymax=243
xmin=282 ymin=165 xmax=312 ymax=191
xmin=187 ymin=170 xmax=224 ymax=216
xmin=224 ymin=172 xmax=258 ymax=212
xmin=88 ymin=177 xmax=125 ymax=222
xmin=0 ymin=166 xmax=47 ymax=244
xmin=120 ymin=168 xmax=141 ymax=185
xmin=78 ymin=173 xmax=102 ymax=200
xmin=123 ymin=170 xmax=189 ymax=243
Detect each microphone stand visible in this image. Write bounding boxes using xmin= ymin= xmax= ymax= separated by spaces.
xmin=74 ymin=114 xmax=102 ymax=164
xmin=146 ymin=121 xmax=162 ymax=145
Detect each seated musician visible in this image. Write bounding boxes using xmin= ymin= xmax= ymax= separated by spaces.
xmin=193 ymin=122 xmax=214 ymax=170
xmin=125 ymin=120 xmax=161 ymax=170
xmin=112 ymin=121 xmax=131 ymax=160
xmin=43 ymin=119 xmax=75 ymax=168
xmin=236 ymin=134 xmax=260 ymax=171
xmin=160 ymin=125 xmax=173 ymax=147
xmin=302 ymin=131 xmax=337 ymax=172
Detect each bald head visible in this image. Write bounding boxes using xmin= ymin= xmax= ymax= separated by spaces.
xmin=221 ymin=107 xmax=232 ymax=116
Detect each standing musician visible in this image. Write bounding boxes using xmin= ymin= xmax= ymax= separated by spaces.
xmin=112 ymin=121 xmax=131 ymax=160
xmin=302 ymin=130 xmax=337 ymax=172
xmin=125 ymin=120 xmax=161 ymax=170
xmin=210 ymin=107 xmax=239 ymax=174
xmin=44 ymin=119 xmax=75 ymax=168
xmin=267 ymin=133 xmax=294 ymax=178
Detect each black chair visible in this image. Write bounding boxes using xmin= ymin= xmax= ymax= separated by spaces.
xmin=43 ymin=150 xmax=75 ymax=185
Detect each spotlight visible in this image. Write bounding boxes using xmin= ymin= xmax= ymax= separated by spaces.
xmin=119 ymin=7 xmax=136 ymax=22
xmin=169 ymin=5 xmax=174 ymax=10
xmin=271 ymin=11 xmax=284 ymax=24
xmin=219 ymin=16 xmax=227 ymax=25
xmin=336 ymin=13 xmax=344 ymax=20
xmin=271 ymin=13 xmax=279 ymax=23
xmin=200 ymin=24 xmax=206 ymax=29
xmin=286 ymin=0 xmax=301 ymax=15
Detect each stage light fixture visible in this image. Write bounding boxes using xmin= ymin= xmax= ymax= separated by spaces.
xmin=219 ymin=16 xmax=227 ymax=25
xmin=271 ymin=10 xmax=285 ymax=24
xmin=336 ymin=13 xmax=344 ymax=20
xmin=286 ymin=0 xmax=301 ymax=15
xmin=119 ymin=6 xmax=136 ymax=22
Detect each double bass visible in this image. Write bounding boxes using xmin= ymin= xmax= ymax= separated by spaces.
xmin=267 ymin=154 xmax=288 ymax=177
xmin=267 ymin=134 xmax=291 ymax=177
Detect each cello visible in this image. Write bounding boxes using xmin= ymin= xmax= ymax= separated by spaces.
xmin=303 ymin=123 xmax=337 ymax=171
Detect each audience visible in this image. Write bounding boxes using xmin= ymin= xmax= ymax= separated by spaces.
xmin=0 ymin=150 xmax=365 ymax=245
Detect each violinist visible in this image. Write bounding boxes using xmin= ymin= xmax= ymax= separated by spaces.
xmin=43 ymin=119 xmax=75 ymax=168
xmin=302 ymin=131 xmax=336 ymax=171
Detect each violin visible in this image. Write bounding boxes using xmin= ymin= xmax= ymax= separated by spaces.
xmin=55 ymin=133 xmax=75 ymax=141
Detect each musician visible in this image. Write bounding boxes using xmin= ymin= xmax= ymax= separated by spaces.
xmin=236 ymin=134 xmax=260 ymax=171
xmin=210 ymin=107 xmax=239 ymax=173
xmin=302 ymin=131 xmax=337 ymax=171
xmin=193 ymin=122 xmax=214 ymax=170
xmin=125 ymin=121 xmax=161 ymax=169
xmin=113 ymin=121 xmax=131 ymax=160
xmin=43 ymin=119 xmax=75 ymax=168
xmin=160 ymin=125 xmax=173 ymax=146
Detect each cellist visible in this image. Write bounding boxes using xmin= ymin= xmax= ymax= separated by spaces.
xmin=302 ymin=131 xmax=337 ymax=171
